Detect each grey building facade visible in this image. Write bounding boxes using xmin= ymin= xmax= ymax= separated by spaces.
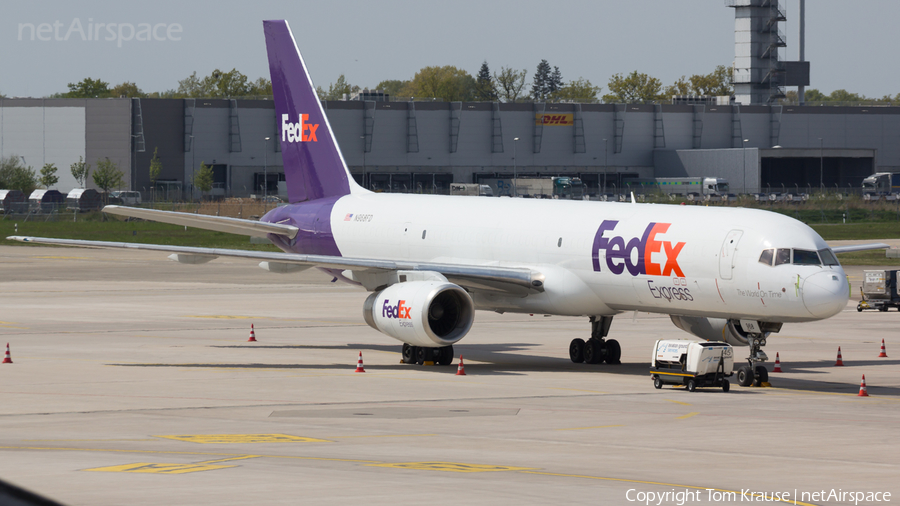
xmin=2 ymin=97 xmax=897 ymax=197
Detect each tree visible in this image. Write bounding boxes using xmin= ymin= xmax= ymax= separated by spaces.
xmin=689 ymin=65 xmax=733 ymax=96
xmin=376 ymin=79 xmax=412 ymax=100
xmin=175 ymin=69 xmax=268 ymax=98
xmin=532 ymin=60 xmax=552 ymax=101
xmin=148 ymin=147 xmax=162 ymax=185
xmin=39 ymin=163 xmax=59 ymax=189
xmin=473 ymin=61 xmax=497 ymax=101
xmin=407 ymin=66 xmax=475 ymax=102
xmin=110 ymin=82 xmax=145 ymax=98
xmin=247 ymin=77 xmax=272 ymax=97
xmin=92 ymin=157 xmax=124 ymax=198
xmin=663 ymin=76 xmax=692 ymax=97
xmin=194 ymin=161 xmax=214 ymax=199
xmin=0 ymin=155 xmax=38 ymax=195
xmin=70 ymin=156 xmax=90 ymax=188
xmin=66 ymin=78 xmax=110 ymax=98
xmin=494 ymin=66 xmax=528 ymax=103
xmin=549 ymin=66 xmax=563 ymax=97
xmin=324 ymin=74 xmax=357 ymax=100
xmin=555 ymin=78 xmax=602 ymax=103
xmin=603 ymin=71 xmax=664 ymax=103
xmin=804 ymin=89 xmax=827 ymax=102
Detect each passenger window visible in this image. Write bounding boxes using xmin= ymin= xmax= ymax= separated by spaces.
xmin=792 ymin=249 xmax=821 ymax=265
xmin=758 ymin=249 xmax=774 ymax=266
xmin=819 ymin=248 xmax=840 ymax=266
xmin=774 ymin=248 xmax=791 ymax=266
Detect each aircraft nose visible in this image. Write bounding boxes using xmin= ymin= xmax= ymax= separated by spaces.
xmin=802 ymin=270 xmax=849 ymax=319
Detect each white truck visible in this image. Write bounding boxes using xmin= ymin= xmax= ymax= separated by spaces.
xmin=650 ymin=339 xmax=734 ymax=392
xmin=450 ymin=184 xmax=493 ymax=197
xmin=655 ymin=177 xmax=729 ymax=200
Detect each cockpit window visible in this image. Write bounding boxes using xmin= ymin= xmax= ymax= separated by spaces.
xmin=792 ymin=249 xmax=821 ymax=265
xmin=758 ymin=249 xmax=774 ymax=266
xmin=819 ymin=248 xmax=840 ymax=266
xmin=774 ymin=248 xmax=791 ymax=266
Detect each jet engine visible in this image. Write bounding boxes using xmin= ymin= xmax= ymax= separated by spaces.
xmin=669 ymin=316 xmax=769 ymax=347
xmin=363 ymin=281 xmax=475 ymax=348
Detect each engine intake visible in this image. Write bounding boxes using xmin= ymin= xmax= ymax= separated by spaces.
xmin=363 ymin=281 xmax=475 ymax=347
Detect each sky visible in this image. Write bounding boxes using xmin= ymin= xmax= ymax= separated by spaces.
xmin=1 ymin=0 xmax=898 ymax=99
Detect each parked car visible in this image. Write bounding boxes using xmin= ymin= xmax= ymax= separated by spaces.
xmin=110 ymin=191 xmax=142 ymax=205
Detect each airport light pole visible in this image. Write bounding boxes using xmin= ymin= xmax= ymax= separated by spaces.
xmin=743 ymin=138 xmax=749 ymax=194
xmin=818 ymin=137 xmax=824 ymax=191
xmin=264 ymin=137 xmax=270 ymax=204
xmin=513 ymin=137 xmax=519 ymax=197
xmin=603 ymin=138 xmax=608 ymax=195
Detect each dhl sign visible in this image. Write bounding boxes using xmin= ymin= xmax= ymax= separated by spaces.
xmin=535 ymin=113 xmax=574 ymax=126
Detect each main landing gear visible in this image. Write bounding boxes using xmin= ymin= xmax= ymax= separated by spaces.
xmin=735 ymin=332 xmax=769 ymax=387
xmin=569 ymin=316 xmax=621 ymax=365
xmin=401 ymin=343 xmax=454 ymax=366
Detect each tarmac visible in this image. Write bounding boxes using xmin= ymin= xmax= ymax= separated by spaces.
xmin=1 ymin=245 xmax=898 ymax=506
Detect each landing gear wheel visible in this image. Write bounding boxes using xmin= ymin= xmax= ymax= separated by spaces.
xmin=653 ymin=377 xmax=663 ymax=389
xmin=415 ymin=346 xmax=428 ymax=365
xmin=437 ymin=345 xmax=454 ymax=366
xmin=722 ymin=379 xmax=730 ymax=392
xmin=401 ymin=344 xmax=417 ymax=364
xmin=753 ymin=365 xmax=769 ymax=386
xmin=686 ymin=378 xmax=697 ymax=392
xmin=569 ymin=338 xmax=585 ymax=363
xmin=583 ymin=340 xmax=605 ymax=364
xmin=605 ymin=339 xmax=621 ymax=364
xmin=737 ymin=365 xmax=754 ymax=387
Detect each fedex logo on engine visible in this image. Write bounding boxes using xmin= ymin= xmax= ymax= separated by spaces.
xmin=281 ymin=113 xmax=319 ymax=143
xmin=591 ymin=220 xmax=686 ymax=277
xmin=383 ymin=299 xmax=412 ymax=319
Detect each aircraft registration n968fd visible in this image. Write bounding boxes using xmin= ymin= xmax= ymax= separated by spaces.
xmin=9 ymin=20 xmax=888 ymax=387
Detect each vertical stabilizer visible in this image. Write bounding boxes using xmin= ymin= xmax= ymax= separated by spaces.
xmin=263 ymin=20 xmax=358 ymax=203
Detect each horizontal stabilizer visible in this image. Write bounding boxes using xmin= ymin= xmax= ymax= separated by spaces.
xmin=830 ymin=243 xmax=890 ymax=254
xmin=102 ymin=205 xmax=299 ymax=239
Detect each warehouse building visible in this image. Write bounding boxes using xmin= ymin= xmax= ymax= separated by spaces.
xmin=0 ymin=97 xmax=896 ymax=198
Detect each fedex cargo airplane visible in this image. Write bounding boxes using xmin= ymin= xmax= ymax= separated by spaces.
xmin=9 ymin=20 xmax=887 ymax=387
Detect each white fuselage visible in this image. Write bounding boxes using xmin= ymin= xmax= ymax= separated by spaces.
xmin=329 ymin=193 xmax=849 ymax=323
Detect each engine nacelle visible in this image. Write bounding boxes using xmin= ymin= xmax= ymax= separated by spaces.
xmin=363 ymin=281 xmax=475 ymax=348
xmin=669 ymin=316 xmax=767 ymax=347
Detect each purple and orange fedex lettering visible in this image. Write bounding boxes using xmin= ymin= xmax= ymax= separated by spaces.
xmin=382 ymin=299 xmax=412 ymax=319
xmin=592 ymin=220 xmax=686 ymax=277
xmin=281 ymin=113 xmax=319 ymax=143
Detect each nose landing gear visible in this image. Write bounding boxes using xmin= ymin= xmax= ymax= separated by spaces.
xmin=569 ymin=316 xmax=621 ymax=365
xmin=736 ymin=333 xmax=769 ymax=387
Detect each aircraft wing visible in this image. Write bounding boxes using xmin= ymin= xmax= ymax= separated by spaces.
xmin=6 ymin=236 xmax=544 ymax=295
xmin=830 ymin=243 xmax=891 ymax=254
xmin=102 ymin=205 xmax=299 ymax=239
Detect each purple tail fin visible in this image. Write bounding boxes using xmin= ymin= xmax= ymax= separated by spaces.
xmin=264 ymin=20 xmax=354 ymax=203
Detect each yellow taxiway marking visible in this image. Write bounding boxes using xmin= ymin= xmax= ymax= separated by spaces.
xmin=547 ymin=387 xmax=609 ymax=394
xmin=665 ymin=399 xmax=691 ymax=406
xmin=676 ymin=412 xmax=700 ymax=420
xmin=517 ymin=471 xmax=817 ymax=506
xmin=333 ymin=434 xmax=436 ymax=439
xmin=0 ymin=326 xmax=29 ymax=330
xmin=154 ymin=434 xmax=331 ymax=444
xmin=84 ymin=455 xmax=260 ymax=475
xmin=0 ymin=446 xmax=380 ymax=464
xmin=555 ymin=425 xmax=624 ymax=431
xmin=368 ymin=462 xmax=537 ymax=473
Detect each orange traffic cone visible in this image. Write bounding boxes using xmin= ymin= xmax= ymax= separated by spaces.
xmin=772 ymin=353 xmax=782 ymax=373
xmin=247 ymin=324 xmax=257 ymax=342
xmin=878 ymin=339 xmax=888 ymax=358
xmin=355 ymin=351 xmax=366 ymax=373
xmin=456 ymin=355 xmax=466 ymax=376
xmin=2 ymin=343 xmax=11 ymax=364
xmin=834 ymin=347 xmax=844 ymax=366
xmin=858 ymin=375 xmax=869 ymax=397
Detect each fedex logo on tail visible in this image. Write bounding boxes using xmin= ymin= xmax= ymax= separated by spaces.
xmin=281 ymin=113 xmax=319 ymax=143
xmin=592 ymin=220 xmax=686 ymax=277
xmin=383 ymin=299 xmax=412 ymax=319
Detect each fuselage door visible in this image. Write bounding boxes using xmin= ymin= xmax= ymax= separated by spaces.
xmin=719 ymin=230 xmax=743 ymax=280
